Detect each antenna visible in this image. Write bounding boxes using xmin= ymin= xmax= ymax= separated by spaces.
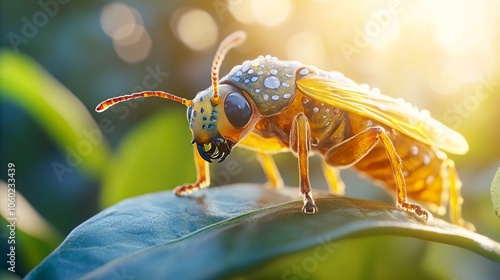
xmin=95 ymin=91 xmax=192 ymax=112
xmin=211 ymin=31 xmax=247 ymax=104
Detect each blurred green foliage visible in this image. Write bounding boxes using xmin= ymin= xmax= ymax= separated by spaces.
xmin=1 ymin=0 xmax=499 ymax=278
xmin=0 ymin=50 xmax=110 ymax=177
xmin=100 ymin=109 xmax=194 ymax=207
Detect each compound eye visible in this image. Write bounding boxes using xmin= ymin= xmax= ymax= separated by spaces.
xmin=187 ymin=106 xmax=193 ymax=121
xmin=224 ymin=92 xmax=252 ymax=128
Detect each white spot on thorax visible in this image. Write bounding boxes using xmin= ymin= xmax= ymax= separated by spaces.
xmin=264 ymin=76 xmax=280 ymax=89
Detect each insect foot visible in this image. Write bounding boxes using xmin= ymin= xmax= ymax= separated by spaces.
xmin=174 ymin=184 xmax=200 ymax=196
xmin=302 ymin=193 xmax=318 ymax=214
xmin=400 ymin=202 xmax=429 ymax=221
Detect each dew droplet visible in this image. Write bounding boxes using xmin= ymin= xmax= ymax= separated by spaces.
xmin=281 ymin=82 xmax=290 ymax=88
xmin=283 ymin=93 xmax=292 ymax=99
xmin=272 ymin=95 xmax=280 ymax=101
xmin=300 ymin=68 xmax=309 ymax=76
xmin=263 ymin=94 xmax=269 ymax=101
xmin=270 ymin=69 xmax=278 ymax=75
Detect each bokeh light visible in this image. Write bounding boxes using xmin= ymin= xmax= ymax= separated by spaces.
xmin=100 ymin=2 xmax=152 ymax=63
xmin=251 ymin=0 xmax=291 ymax=26
xmin=229 ymin=0 xmax=291 ymax=26
xmin=175 ymin=9 xmax=218 ymax=51
xmin=286 ymin=31 xmax=326 ymax=68
xmin=417 ymin=0 xmax=496 ymax=94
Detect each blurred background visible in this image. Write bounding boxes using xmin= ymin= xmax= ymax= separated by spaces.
xmin=1 ymin=0 xmax=499 ymax=278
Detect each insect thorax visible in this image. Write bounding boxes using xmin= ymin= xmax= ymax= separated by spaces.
xmin=220 ymin=55 xmax=302 ymax=116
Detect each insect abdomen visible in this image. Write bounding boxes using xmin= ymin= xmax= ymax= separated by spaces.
xmin=350 ymin=115 xmax=448 ymax=207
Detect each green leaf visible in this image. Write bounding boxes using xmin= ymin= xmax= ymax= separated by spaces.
xmin=99 ymin=110 xmax=195 ymax=208
xmin=27 ymin=184 xmax=500 ymax=279
xmin=0 ymin=49 xmax=110 ymax=177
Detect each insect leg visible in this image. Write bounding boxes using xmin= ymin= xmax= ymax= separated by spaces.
xmin=446 ymin=159 xmax=475 ymax=230
xmin=290 ymin=113 xmax=318 ymax=214
xmin=174 ymin=145 xmax=210 ymax=196
xmin=323 ymin=126 xmax=429 ymax=221
xmin=321 ymin=162 xmax=345 ymax=195
xmin=256 ymin=152 xmax=284 ymax=188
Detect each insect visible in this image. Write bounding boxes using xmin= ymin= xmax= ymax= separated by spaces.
xmin=96 ymin=31 xmax=474 ymax=230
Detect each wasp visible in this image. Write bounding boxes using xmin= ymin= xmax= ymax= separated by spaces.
xmin=96 ymin=31 xmax=474 ymax=230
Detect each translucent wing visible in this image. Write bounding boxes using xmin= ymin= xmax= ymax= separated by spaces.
xmin=296 ymin=75 xmax=469 ymax=155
